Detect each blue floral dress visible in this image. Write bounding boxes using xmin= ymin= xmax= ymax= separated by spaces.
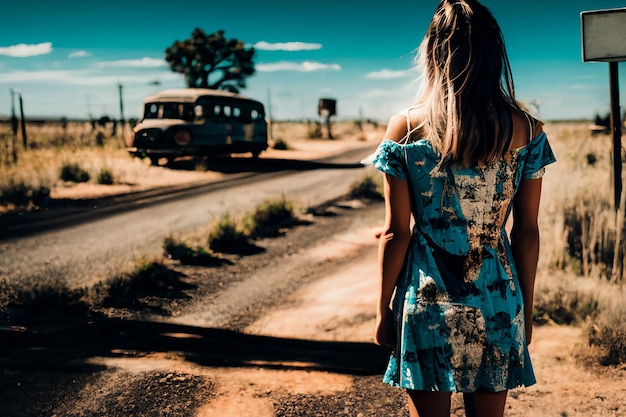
xmin=372 ymin=129 xmax=556 ymax=393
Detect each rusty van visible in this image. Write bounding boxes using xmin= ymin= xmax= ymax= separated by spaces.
xmin=127 ymin=88 xmax=268 ymax=165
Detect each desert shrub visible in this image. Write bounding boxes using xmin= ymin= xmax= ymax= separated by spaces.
xmin=163 ymin=236 xmax=192 ymax=261
xmin=0 ymin=279 xmax=18 ymax=322
xmin=94 ymin=131 xmax=106 ymax=147
xmin=242 ymin=197 xmax=297 ymax=238
xmin=87 ymin=259 xmax=183 ymax=309
xmin=533 ymin=285 xmax=599 ymax=326
xmin=60 ymin=162 xmax=90 ymax=183
xmin=207 ymin=214 xmax=250 ymax=253
xmin=2 ymin=280 xmax=88 ymax=321
xmin=272 ymin=137 xmax=291 ymax=150
xmin=585 ymin=285 xmax=626 ymax=365
xmin=534 ymin=272 xmax=626 ymax=365
xmin=586 ymin=152 xmax=597 ymax=166
xmin=96 ymin=168 xmax=114 ymax=185
xmin=348 ymin=174 xmax=384 ymax=201
xmin=586 ymin=314 xmax=626 ymax=365
xmin=163 ymin=236 xmax=222 ymax=265
xmin=562 ymin=195 xmax=615 ymax=279
xmin=0 ymin=180 xmax=50 ymax=210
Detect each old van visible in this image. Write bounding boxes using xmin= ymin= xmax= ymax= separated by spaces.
xmin=128 ymin=88 xmax=268 ymax=165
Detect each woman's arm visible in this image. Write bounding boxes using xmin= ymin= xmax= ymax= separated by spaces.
xmin=374 ymin=174 xmax=412 ymax=347
xmin=374 ymin=114 xmax=413 ymax=348
xmin=510 ymin=177 xmax=542 ymax=345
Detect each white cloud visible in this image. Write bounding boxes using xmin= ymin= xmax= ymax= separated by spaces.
xmin=567 ymin=83 xmax=598 ymax=91
xmin=0 ymin=42 xmax=53 ymax=57
xmin=0 ymin=68 xmax=179 ymax=86
xmin=254 ymin=41 xmax=322 ymax=51
xmin=366 ymin=68 xmax=416 ymax=80
xmin=69 ymin=50 xmax=92 ymax=59
xmin=257 ymin=61 xmax=341 ymax=72
xmin=0 ymin=69 xmax=77 ymax=83
xmin=96 ymin=57 xmax=166 ymax=68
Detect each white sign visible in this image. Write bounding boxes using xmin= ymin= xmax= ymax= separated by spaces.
xmin=581 ymin=8 xmax=626 ymax=62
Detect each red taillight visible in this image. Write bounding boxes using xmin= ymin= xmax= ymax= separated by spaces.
xmin=174 ymin=130 xmax=192 ymax=146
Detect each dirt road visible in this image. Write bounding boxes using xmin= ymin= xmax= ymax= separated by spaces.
xmin=2 ymin=197 xmax=625 ymax=416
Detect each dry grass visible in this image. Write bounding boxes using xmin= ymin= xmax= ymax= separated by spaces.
xmin=536 ymin=122 xmax=626 ymax=365
xmin=0 ymin=121 xmax=148 ymax=213
xmin=538 ymin=123 xmax=620 ymax=279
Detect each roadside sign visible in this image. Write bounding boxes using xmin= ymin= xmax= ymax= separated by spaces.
xmin=581 ymin=7 xmax=625 ymax=211
xmin=581 ymin=8 xmax=626 ymax=62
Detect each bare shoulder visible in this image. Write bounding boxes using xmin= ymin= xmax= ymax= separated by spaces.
xmin=384 ymin=107 xmax=424 ymax=143
xmin=510 ymin=110 xmax=544 ymax=149
xmin=383 ymin=113 xmax=409 ymax=143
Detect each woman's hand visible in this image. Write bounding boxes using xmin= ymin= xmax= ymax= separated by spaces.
xmin=374 ymin=308 xmax=397 ymax=349
xmin=525 ymin=308 xmax=533 ymax=345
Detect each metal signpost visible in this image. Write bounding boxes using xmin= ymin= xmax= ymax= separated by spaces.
xmin=581 ymin=7 xmax=626 ymax=210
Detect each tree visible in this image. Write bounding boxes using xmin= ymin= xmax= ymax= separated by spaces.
xmin=165 ymin=29 xmax=256 ymax=92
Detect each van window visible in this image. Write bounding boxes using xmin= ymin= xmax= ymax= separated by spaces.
xmin=144 ymin=102 xmax=196 ymax=120
xmin=233 ymin=107 xmax=241 ymax=118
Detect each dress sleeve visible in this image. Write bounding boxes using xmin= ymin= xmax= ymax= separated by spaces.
xmin=372 ymin=140 xmax=407 ymax=179
xmin=523 ymin=132 xmax=556 ymax=179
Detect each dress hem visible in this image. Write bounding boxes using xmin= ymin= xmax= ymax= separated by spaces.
xmin=382 ymin=379 xmax=536 ymax=393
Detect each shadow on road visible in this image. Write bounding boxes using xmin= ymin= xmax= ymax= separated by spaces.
xmin=167 ymin=156 xmax=366 ymax=173
xmin=1 ymin=317 xmax=390 ymax=376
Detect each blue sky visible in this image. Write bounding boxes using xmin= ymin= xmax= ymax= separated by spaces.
xmin=1 ymin=0 xmax=625 ymax=122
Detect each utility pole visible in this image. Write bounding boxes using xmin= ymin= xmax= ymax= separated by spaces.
xmin=118 ymin=83 xmax=125 ymax=127
xmin=18 ymin=92 xmax=27 ymax=149
xmin=9 ymin=89 xmax=18 ymax=162
xmin=267 ymin=87 xmax=274 ymax=141
xmin=10 ymin=89 xmax=18 ymax=137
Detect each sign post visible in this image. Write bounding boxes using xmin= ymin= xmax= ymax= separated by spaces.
xmin=581 ymin=7 xmax=626 ymax=210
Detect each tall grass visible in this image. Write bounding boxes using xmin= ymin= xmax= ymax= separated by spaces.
xmin=535 ymin=123 xmax=626 ymax=365
xmin=538 ymin=123 xmax=623 ymax=280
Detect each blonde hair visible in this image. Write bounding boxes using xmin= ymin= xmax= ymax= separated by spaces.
xmin=408 ymin=0 xmax=522 ymax=165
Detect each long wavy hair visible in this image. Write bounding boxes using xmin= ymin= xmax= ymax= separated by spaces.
xmin=408 ymin=0 xmax=523 ymax=165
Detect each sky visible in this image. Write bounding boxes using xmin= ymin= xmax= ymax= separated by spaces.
xmin=1 ymin=0 xmax=626 ymax=122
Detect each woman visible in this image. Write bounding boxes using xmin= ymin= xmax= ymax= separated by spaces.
xmin=372 ymin=1 xmax=556 ymax=416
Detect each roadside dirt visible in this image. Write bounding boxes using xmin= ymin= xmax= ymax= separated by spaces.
xmin=49 ymin=130 xmax=378 ymax=202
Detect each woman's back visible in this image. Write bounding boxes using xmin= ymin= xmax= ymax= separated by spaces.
xmin=372 ymin=109 xmax=555 ymax=391
xmin=377 ymin=109 xmax=551 ymax=253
